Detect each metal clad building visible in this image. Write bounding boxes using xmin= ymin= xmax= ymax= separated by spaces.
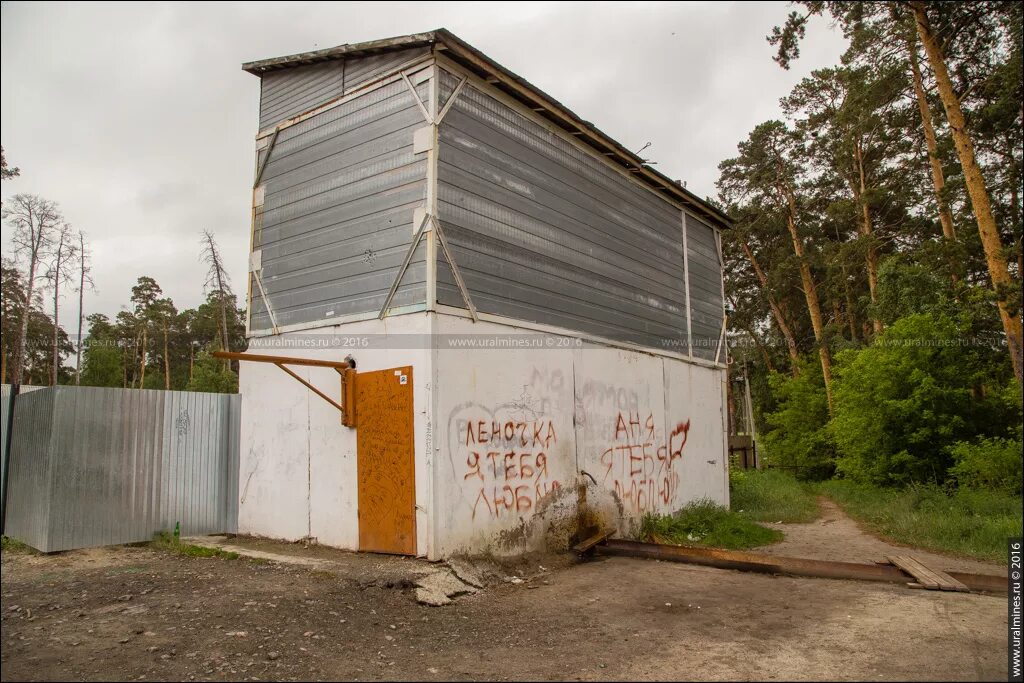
xmin=239 ymin=30 xmax=731 ymax=559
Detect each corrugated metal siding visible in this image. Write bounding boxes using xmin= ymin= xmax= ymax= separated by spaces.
xmin=250 ymin=76 xmax=430 ymax=334
xmin=1 ymin=384 xmax=43 ymax=497
xmin=259 ymin=47 xmax=430 ymax=130
xmin=435 ymin=69 xmax=694 ymax=350
xmin=686 ymin=214 xmax=725 ymax=360
xmin=3 ymin=386 xmax=240 ymax=553
xmin=3 ymin=387 xmax=55 ymax=551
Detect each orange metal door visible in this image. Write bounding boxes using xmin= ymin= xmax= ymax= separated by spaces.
xmin=356 ymin=366 xmax=416 ymax=555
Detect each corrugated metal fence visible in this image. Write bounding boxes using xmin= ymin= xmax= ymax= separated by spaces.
xmin=2 ymin=385 xmax=240 ymax=552
xmin=1 ymin=384 xmax=43 ymax=494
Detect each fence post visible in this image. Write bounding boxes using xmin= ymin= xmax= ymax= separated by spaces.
xmin=1 ymin=383 xmax=21 ymax=536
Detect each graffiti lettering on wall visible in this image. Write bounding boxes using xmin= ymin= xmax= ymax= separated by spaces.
xmin=600 ymin=412 xmax=690 ymax=514
xmin=461 ymin=418 xmax=560 ymax=520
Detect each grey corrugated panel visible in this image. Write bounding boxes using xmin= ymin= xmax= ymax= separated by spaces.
xmin=441 ymin=101 xmax=681 ymax=245
xmin=438 ymin=199 xmax=684 ymax=305
xmin=0 ymin=385 xmax=45 ymax=492
xmin=224 ymin=395 xmax=241 ymax=533
xmin=261 ymin=63 xmax=343 ymax=111
xmin=264 ymin=241 xmax=425 ymax=304
xmin=261 ymin=60 xmax=340 ymax=104
xmin=443 ymin=74 xmax=682 ymax=229
xmin=343 ymin=47 xmax=429 ymax=91
xmin=685 ymin=214 xmax=723 ymax=361
xmin=4 ymin=388 xmax=55 ymax=551
xmin=269 ymin=79 xmax=416 ymax=151
xmin=259 ymin=48 xmax=430 ymax=130
xmin=435 ymin=79 xmax=689 ymax=348
xmin=437 ymin=278 xmax=682 ymax=348
xmin=432 ymin=69 xmax=734 ymax=351
xmin=438 ymin=163 xmax=683 ymax=294
xmin=257 ymin=257 xmax=426 ymax=317
xmin=261 ymin=61 xmax=346 ymax=129
xmin=264 ymin=150 xmax=425 ymax=219
xmin=265 ymin=222 xmax=424 ymax=289
xmin=264 ymin=112 xmax=424 ymax=196
xmin=2 ymin=386 xmax=240 ymax=552
xmin=262 ymin=194 xmax=424 ymax=260
xmin=252 ymin=78 xmax=428 ymax=333
xmin=258 ymin=183 xmax=424 ymax=250
xmin=264 ymin=84 xmax=424 ymax=182
xmin=437 ymin=221 xmax=686 ymax=331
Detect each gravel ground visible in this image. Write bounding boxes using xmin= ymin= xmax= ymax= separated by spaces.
xmin=0 ymin=510 xmax=1009 ymax=682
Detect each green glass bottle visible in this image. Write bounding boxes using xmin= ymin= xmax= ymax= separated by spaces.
xmin=173 ymin=521 xmax=180 ymax=542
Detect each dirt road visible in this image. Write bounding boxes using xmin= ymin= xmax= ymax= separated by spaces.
xmin=0 ymin=502 xmax=1009 ymax=681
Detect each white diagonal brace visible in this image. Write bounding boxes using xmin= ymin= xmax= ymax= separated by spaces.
xmin=379 ymin=213 xmax=431 ymax=319
xmin=253 ymin=127 xmax=280 ymax=189
xmin=252 ymin=268 xmax=280 ymax=335
xmin=435 ymin=75 xmax=468 ymax=125
xmin=401 ymin=71 xmax=433 ymax=124
xmin=714 ymin=314 xmax=728 ymax=365
xmin=431 ymin=215 xmax=478 ymax=322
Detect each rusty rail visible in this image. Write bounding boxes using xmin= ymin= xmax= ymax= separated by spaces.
xmin=212 ymin=351 xmax=357 ymax=427
xmin=590 ymin=538 xmax=1007 ymax=594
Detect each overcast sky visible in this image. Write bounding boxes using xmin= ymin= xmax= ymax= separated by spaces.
xmin=0 ymin=1 xmax=847 ymax=328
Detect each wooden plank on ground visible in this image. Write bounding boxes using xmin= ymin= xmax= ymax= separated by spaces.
xmin=573 ymin=529 xmax=613 ymax=554
xmin=886 ymin=555 xmax=970 ymax=592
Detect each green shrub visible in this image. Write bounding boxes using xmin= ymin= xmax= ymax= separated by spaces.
xmin=948 ymin=435 xmax=1023 ymax=494
xmin=829 ymin=313 xmax=1019 ymax=486
xmin=760 ymin=359 xmax=834 ymax=480
xmin=639 ymin=500 xmax=782 ymax=550
xmin=730 ymin=469 xmax=819 ymax=522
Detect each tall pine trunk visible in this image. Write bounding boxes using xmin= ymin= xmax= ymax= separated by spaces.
xmin=741 ymin=241 xmax=800 ymax=372
xmin=912 ymin=2 xmax=1024 ymax=384
xmin=784 ymin=186 xmax=834 ymax=413
xmin=16 ymin=261 xmax=37 ymax=385
xmin=854 ymin=142 xmax=882 ymax=335
xmin=163 ymin=322 xmax=170 ymax=390
xmin=75 ymin=232 xmax=86 ymax=385
xmin=139 ymin=326 xmax=147 ymax=388
xmin=908 ymin=36 xmax=958 ymax=286
xmin=51 ymin=278 xmax=60 ymax=386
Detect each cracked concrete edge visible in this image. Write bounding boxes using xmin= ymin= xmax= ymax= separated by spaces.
xmin=180 ymin=537 xmax=334 ymax=569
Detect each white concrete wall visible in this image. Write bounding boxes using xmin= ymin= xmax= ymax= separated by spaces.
xmin=432 ymin=314 xmax=728 ymax=556
xmin=239 ymin=311 xmax=727 ymax=560
xmin=238 ymin=314 xmax=434 ymax=556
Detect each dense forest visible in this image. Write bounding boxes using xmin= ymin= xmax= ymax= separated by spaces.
xmin=722 ymin=1 xmax=1022 ymax=493
xmin=1 ymin=153 xmax=245 ymax=393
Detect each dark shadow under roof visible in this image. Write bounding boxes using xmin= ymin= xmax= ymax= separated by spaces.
xmin=242 ymin=29 xmax=730 ymax=230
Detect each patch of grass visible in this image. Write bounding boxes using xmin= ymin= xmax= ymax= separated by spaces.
xmin=639 ymin=499 xmax=782 ymax=550
xmin=816 ymin=480 xmax=1022 ymax=563
xmin=1 ymin=536 xmax=38 ymax=555
xmin=148 ymin=532 xmax=239 ymax=560
xmin=730 ymin=469 xmax=819 ymax=523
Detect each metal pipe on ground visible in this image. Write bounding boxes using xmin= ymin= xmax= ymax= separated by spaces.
xmin=592 ymin=538 xmax=1007 ymax=594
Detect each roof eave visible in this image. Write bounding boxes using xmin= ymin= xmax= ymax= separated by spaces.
xmin=241 ymin=31 xmax=439 ymax=75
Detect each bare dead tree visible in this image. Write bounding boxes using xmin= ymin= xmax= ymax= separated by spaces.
xmin=2 ymin=194 xmax=63 ymax=384
xmin=44 ymin=222 xmax=78 ymax=385
xmin=200 ymin=230 xmax=233 ymax=360
xmin=74 ymin=230 xmax=95 ymax=385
